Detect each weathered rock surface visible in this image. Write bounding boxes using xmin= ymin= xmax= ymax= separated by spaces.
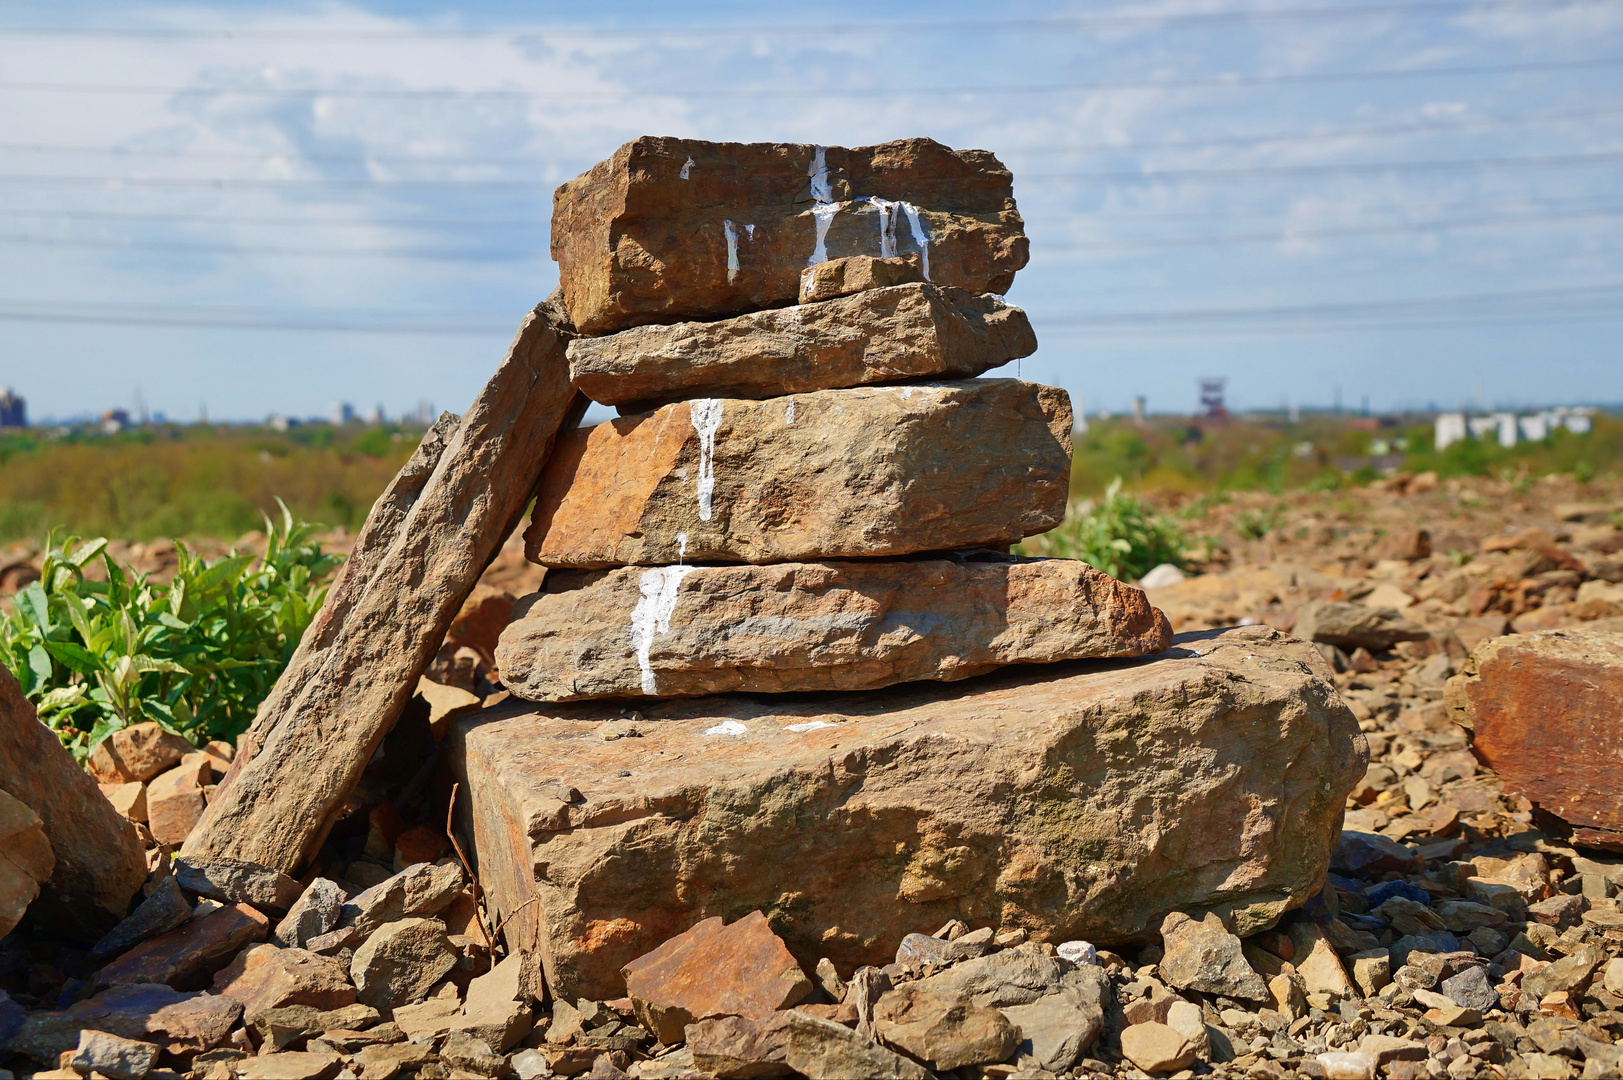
xmin=871 ymin=983 xmax=1019 ymax=1070
xmin=11 ymin=983 xmax=242 ymax=1060
xmin=450 ymin=625 xmax=1364 ymax=999
xmin=1295 ymin=600 xmax=1430 ymax=653
xmin=181 ymin=297 xmax=584 ymax=875
xmin=273 ymin=878 xmax=348 ymax=949
xmin=622 ymin=911 xmax=814 ymax=1044
xmin=498 ymin=557 xmax=1171 ymax=701
xmin=89 ymin=876 xmax=192 ymax=961
xmin=553 ymin=136 xmax=1028 ymax=336
xmin=687 ymin=1010 xmax=930 ymax=1080
xmin=146 ymin=753 xmax=211 ymax=845
xmin=211 ymin=944 xmax=356 ymax=1015
xmin=88 ymin=722 xmax=195 ymax=784
xmin=567 ymin=282 xmax=1035 ymax=408
xmin=69 ymin=1029 xmax=161 ymax=1080
xmin=337 ymin=860 xmax=464 ymax=940
xmin=0 ymin=663 xmax=145 ymax=938
xmin=1158 ymin=911 xmax=1269 ymax=1002
xmin=1446 ymin=627 xmax=1623 ymax=850
xmin=350 ymin=917 xmax=457 ymax=1011
xmin=800 ymin=253 xmax=923 ymax=303
xmin=96 ymin=902 xmax=269 ymax=991
xmin=449 ymin=951 xmax=534 ymax=1052
xmin=527 ymin=379 xmax=1072 ymax=568
xmin=174 ymin=856 xmax=302 ymax=913
xmin=0 ymin=786 xmax=52 ymax=938
xmin=1121 ymin=1021 xmax=1196 ymax=1074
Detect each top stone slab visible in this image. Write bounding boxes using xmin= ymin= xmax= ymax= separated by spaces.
xmin=552 ymin=136 xmax=1029 ymax=336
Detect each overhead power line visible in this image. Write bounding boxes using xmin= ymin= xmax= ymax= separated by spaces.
xmin=0 ymin=0 xmax=1617 ymax=39
xmin=1 ymin=149 xmax=1617 ymax=189
xmin=1 ymin=56 xmax=1618 ymax=101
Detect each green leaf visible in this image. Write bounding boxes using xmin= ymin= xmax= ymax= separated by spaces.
xmin=27 ymin=644 xmax=52 ymax=685
xmin=191 ymin=555 xmax=255 ymax=597
xmin=42 ymin=640 xmax=101 ymax=675
xmin=67 ymin=537 xmax=108 ymax=569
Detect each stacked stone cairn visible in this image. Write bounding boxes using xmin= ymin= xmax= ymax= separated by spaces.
xmin=452 ymin=137 xmax=1365 ymax=1034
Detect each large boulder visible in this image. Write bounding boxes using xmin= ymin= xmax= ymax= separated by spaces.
xmin=552 ymin=136 xmax=1028 ymax=335
xmin=0 ymin=664 xmax=145 ymax=940
xmin=450 ymin=625 xmax=1365 ymax=999
xmin=1446 ymin=627 xmax=1623 ymax=850
xmin=496 ymin=557 xmax=1171 ymax=701
xmin=566 ymin=282 xmax=1035 ymax=409
xmin=526 ymin=378 xmax=1072 ymax=569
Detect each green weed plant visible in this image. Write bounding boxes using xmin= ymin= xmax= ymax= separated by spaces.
xmin=1017 ymin=478 xmax=1187 ymax=581
xmin=1 ymin=504 xmax=341 ymax=760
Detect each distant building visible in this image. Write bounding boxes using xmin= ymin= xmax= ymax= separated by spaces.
xmin=0 ymin=388 xmax=24 ymax=428
xmin=101 ymin=408 xmax=130 ymax=435
xmin=1437 ymin=407 xmax=1594 ymax=451
xmin=331 ymin=402 xmax=357 ymax=425
xmin=1199 ymin=377 xmax=1227 ymax=419
xmin=267 ymin=415 xmax=301 ymax=432
xmin=1435 ymin=412 xmax=1467 ymax=450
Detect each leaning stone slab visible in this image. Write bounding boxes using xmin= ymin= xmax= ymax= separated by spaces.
xmin=10 ymin=983 xmax=242 ymax=1061
xmin=180 ymin=297 xmax=584 ymax=875
xmin=0 ymin=664 xmax=145 ymax=940
xmin=496 ymin=557 xmax=1171 ymax=701
xmin=527 ymin=379 xmax=1072 ymax=568
xmin=567 ymin=282 xmax=1036 ymax=409
xmin=450 ymin=625 xmax=1365 ymax=1000
xmin=553 ymin=136 xmax=1028 ymax=335
xmin=1447 ymin=627 xmax=1623 ymax=851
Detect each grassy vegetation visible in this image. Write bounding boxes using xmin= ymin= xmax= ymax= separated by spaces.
xmin=1017 ymin=479 xmax=1189 ymax=580
xmin=0 ymin=506 xmax=342 ymax=759
xmin=0 ymin=423 xmax=418 ymax=544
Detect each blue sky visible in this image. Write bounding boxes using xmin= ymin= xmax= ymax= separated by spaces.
xmin=0 ymin=0 xmax=1619 ymax=422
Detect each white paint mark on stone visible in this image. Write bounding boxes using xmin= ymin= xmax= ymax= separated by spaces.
xmin=704 ymin=720 xmax=748 ymax=737
xmin=784 ymin=720 xmax=834 ymax=732
xmin=809 ymin=202 xmax=839 ymax=267
xmin=723 ymin=220 xmax=740 ymax=283
xmin=785 ymin=397 xmax=796 ymax=424
xmin=676 ymin=532 xmax=688 ymax=564
xmin=629 ymin=565 xmax=695 ymax=695
xmin=866 ymin=196 xmax=899 ymax=258
xmin=745 ymin=223 xmax=756 ymax=240
xmin=680 ymin=156 xmax=695 ymax=179
xmin=809 ymin=146 xmax=833 ymax=203
xmin=690 ymin=398 xmax=723 ymax=522
xmin=900 ymin=202 xmax=931 ymax=280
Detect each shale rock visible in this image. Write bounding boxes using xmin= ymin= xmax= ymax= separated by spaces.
xmin=871 ymin=983 xmax=1020 ymax=1070
xmin=1295 ymin=600 xmax=1431 ymax=653
xmin=449 ymin=950 xmax=534 ymax=1052
xmin=552 ymin=136 xmax=1027 ymax=335
xmin=11 ymin=983 xmax=242 ymax=1060
xmin=211 ymin=944 xmax=356 ymax=1015
xmin=181 ymin=297 xmax=584 ymax=875
xmin=567 ymin=282 xmax=1035 ymax=408
xmin=87 ymin=722 xmax=195 ymax=784
xmin=687 ymin=1010 xmax=930 ymax=1080
xmin=622 ymin=911 xmax=814 ymax=1044
xmin=799 ymin=253 xmax=924 ymax=303
xmin=174 ymin=856 xmax=302 ymax=913
xmin=96 ymin=902 xmax=269 ymax=991
xmin=68 ymin=1029 xmax=160 ymax=1080
xmin=1446 ymin=627 xmax=1623 ymax=850
xmin=337 ymin=860 xmax=464 ymax=939
xmin=450 ymin=625 xmax=1364 ymax=999
xmin=349 ymin=917 xmax=457 ymax=1011
xmin=273 ymin=878 xmax=348 ymax=949
xmin=498 ymin=557 xmax=1171 ymax=701
xmin=0 ymin=786 xmax=52 ymax=938
xmin=89 ymin=876 xmax=193 ymax=961
xmin=527 ymin=379 xmax=1072 ymax=568
xmin=0 ymin=663 xmax=145 ymax=938
xmin=1158 ymin=911 xmax=1269 ymax=1002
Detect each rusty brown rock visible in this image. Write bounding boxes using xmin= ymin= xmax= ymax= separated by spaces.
xmin=0 ymin=787 xmax=53 ymax=938
xmin=496 ymin=557 xmax=1171 ymax=702
xmin=9 ymin=984 xmax=242 ymax=1061
xmin=527 ymin=379 xmax=1072 ymax=569
xmin=96 ymin=902 xmax=270 ymax=991
xmin=450 ymin=624 xmax=1364 ymax=1000
xmin=800 ymin=254 xmax=923 ymax=304
xmin=622 ymin=911 xmax=814 ymax=1044
xmin=1446 ymin=626 xmax=1623 ymax=851
xmin=180 ymin=298 xmax=584 ymax=876
xmin=0 ymin=664 xmax=145 ymax=939
xmin=566 ymin=282 xmax=1035 ymax=409
xmin=553 ymin=136 xmax=1027 ymax=336
xmin=211 ymin=944 xmax=356 ymax=1015
xmin=87 ymin=722 xmax=196 ymax=784
xmin=146 ymin=754 xmax=211 ymax=846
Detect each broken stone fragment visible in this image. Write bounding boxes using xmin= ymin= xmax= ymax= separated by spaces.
xmin=553 ymin=136 xmax=1028 ymax=335
xmin=622 ymin=911 xmax=814 ymax=1045
xmin=211 ymin=944 xmax=356 ymax=1015
xmin=174 ymin=856 xmax=303 ymax=914
xmin=349 ymin=917 xmax=457 ymax=1011
xmin=89 ymin=875 xmax=192 ymax=961
xmin=10 ymin=983 xmax=243 ymax=1061
xmin=236 ymin=1050 xmax=343 ymax=1080
xmin=100 ymin=781 xmax=147 ymax=823
xmin=527 ymin=379 xmax=1072 ymax=568
xmin=146 ymin=754 xmax=212 ymax=846
xmin=0 ymin=664 xmax=145 ymax=939
xmin=1120 ymin=1021 xmax=1196 ymax=1074
xmin=88 ymin=722 xmax=195 ymax=785
xmin=336 ymin=860 xmax=465 ymax=939
xmin=0 ymin=786 xmax=53 ymax=938
xmin=95 ymin=902 xmax=270 ymax=991
xmin=451 ymin=625 xmax=1364 ymax=1001
xmin=567 ymin=282 xmax=1035 ymax=409
xmin=180 ymin=297 xmax=584 ymax=876
xmin=686 ymin=1010 xmax=929 ymax=1080
xmin=1002 ymin=992 xmax=1103 ymax=1073
xmin=496 ymin=557 xmax=1171 ymax=702
xmin=800 ymin=253 xmax=923 ymax=303
xmin=448 ymin=950 xmax=535 ymax=1052
xmin=272 ymin=877 xmax=348 ymax=949
xmin=1445 ymin=627 xmax=1623 ymax=850
xmin=68 ymin=1028 xmax=160 ymax=1080
xmin=1295 ymin=600 xmax=1431 ymax=653
xmin=871 ymin=982 xmax=1019 ymax=1070
xmin=1158 ymin=911 xmax=1269 ymax=1002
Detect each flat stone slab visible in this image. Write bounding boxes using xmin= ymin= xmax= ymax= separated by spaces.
xmin=526 ymin=379 xmax=1072 ymax=568
xmin=450 ymin=625 xmax=1365 ymax=1000
xmin=495 ymin=557 xmax=1172 ymax=701
xmin=566 ymin=283 xmax=1036 ymax=409
xmin=553 ymin=136 xmax=1028 ymax=335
